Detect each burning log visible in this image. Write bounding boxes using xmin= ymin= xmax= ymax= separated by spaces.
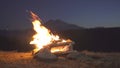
xmin=51 ymin=45 xmax=72 ymax=56
xmin=33 ymin=40 xmax=75 ymax=61
xmin=50 ymin=41 xmax=74 ymax=54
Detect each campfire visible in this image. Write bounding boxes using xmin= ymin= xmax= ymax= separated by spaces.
xmin=30 ymin=12 xmax=75 ymax=60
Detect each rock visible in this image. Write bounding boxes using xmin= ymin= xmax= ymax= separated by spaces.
xmin=66 ymin=51 xmax=85 ymax=60
xmin=58 ymin=57 xmax=66 ymax=61
xmin=34 ymin=48 xmax=58 ymax=61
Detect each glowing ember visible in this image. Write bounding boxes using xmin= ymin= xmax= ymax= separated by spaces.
xmin=30 ymin=12 xmax=71 ymax=53
xmin=51 ymin=45 xmax=70 ymax=53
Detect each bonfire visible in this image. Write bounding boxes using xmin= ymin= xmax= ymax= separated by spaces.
xmin=30 ymin=12 xmax=75 ymax=60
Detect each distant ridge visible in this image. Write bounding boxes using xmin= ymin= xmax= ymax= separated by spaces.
xmin=44 ymin=19 xmax=83 ymax=31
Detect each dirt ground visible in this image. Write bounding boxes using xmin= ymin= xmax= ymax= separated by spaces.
xmin=0 ymin=51 xmax=120 ymax=68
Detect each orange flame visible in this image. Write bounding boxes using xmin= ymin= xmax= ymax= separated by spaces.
xmin=30 ymin=12 xmax=64 ymax=52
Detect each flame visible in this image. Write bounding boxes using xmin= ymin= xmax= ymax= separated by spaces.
xmin=30 ymin=12 xmax=62 ymax=52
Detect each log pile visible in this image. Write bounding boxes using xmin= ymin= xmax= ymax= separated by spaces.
xmin=33 ymin=39 xmax=76 ymax=61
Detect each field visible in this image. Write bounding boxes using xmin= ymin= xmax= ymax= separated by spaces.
xmin=0 ymin=51 xmax=120 ymax=68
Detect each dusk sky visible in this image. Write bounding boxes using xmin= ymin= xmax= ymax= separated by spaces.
xmin=0 ymin=0 xmax=120 ymax=30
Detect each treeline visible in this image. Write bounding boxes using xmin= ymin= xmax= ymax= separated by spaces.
xmin=0 ymin=29 xmax=34 ymax=52
xmin=0 ymin=27 xmax=120 ymax=52
xmin=58 ymin=27 xmax=120 ymax=52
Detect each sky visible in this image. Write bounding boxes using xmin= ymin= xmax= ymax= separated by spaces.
xmin=0 ymin=0 xmax=120 ymax=30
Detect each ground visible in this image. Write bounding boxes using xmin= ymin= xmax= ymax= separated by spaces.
xmin=0 ymin=51 xmax=120 ymax=68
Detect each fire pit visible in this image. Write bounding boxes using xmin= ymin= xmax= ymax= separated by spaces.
xmin=29 ymin=12 xmax=76 ymax=60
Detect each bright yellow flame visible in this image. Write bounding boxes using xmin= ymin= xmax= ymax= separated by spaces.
xmin=30 ymin=12 xmax=73 ymax=53
xmin=30 ymin=12 xmax=61 ymax=52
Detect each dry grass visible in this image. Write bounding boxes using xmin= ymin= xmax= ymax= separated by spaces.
xmin=0 ymin=51 xmax=120 ymax=68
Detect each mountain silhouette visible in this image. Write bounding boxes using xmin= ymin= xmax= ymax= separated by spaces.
xmin=44 ymin=19 xmax=83 ymax=31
